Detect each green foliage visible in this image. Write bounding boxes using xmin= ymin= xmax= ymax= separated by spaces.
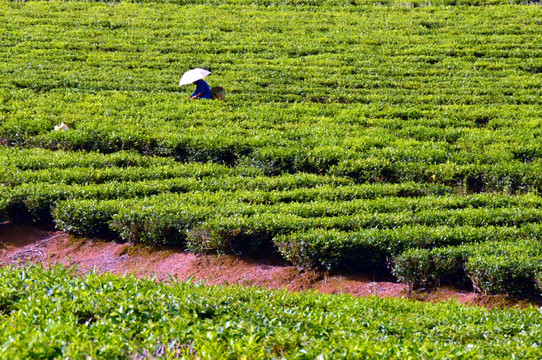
xmin=393 ymin=246 xmax=469 ymax=289
xmin=53 ymin=199 xmax=123 ymax=237
xmin=0 ymin=188 xmax=10 ymax=223
xmin=1 ymin=2 xmax=542 ymax=191
xmin=53 ymin=191 xmax=542 ymax=264
xmin=276 ymin=225 xmax=537 ymax=273
xmin=0 ymin=148 xmax=173 ymax=170
xmin=393 ymin=237 xmax=542 ymax=295
xmin=2 ymin=264 xmax=542 ymax=359
xmin=465 ymin=241 xmax=542 ymax=296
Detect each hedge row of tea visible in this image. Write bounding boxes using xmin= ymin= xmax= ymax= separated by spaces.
xmin=1 ymin=264 xmax=542 ymax=359
xmin=50 ymin=190 xmax=542 ymax=296
xmin=3 ymin=147 xmax=542 ymax=294
xmin=394 ymin=238 xmax=542 ymax=295
xmin=1 ymin=1 xmax=542 ymax=295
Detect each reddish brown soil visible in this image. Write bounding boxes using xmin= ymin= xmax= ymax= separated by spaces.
xmin=0 ymin=223 xmax=536 ymax=309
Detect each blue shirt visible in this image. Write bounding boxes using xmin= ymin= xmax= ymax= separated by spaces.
xmin=191 ymin=79 xmax=213 ymax=99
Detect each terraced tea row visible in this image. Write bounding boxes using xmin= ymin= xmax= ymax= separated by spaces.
xmin=51 ymin=191 xmax=542 ymax=279
xmin=2 ymin=148 xmax=448 ymax=222
xmin=2 ymin=264 xmax=542 ymax=359
xmin=395 ymin=239 xmax=542 ymax=296
xmin=5 ymin=146 xmax=542 ymax=295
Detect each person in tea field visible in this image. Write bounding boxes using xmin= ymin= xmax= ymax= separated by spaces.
xmin=189 ymin=79 xmax=213 ymax=100
xmin=179 ymin=68 xmax=213 ymax=100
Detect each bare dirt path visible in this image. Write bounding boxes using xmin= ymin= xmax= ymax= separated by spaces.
xmin=0 ymin=223 xmax=535 ymax=309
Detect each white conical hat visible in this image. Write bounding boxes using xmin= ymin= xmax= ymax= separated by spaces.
xmin=179 ymin=68 xmax=211 ymax=86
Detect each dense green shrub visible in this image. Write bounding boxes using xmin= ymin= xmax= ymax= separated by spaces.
xmin=0 ymin=148 xmax=173 ymax=170
xmin=2 ymin=265 xmax=542 ymax=359
xmin=52 ymin=199 xmax=125 ymax=237
xmin=393 ymin=246 xmax=470 ymax=289
xmin=0 ymin=188 xmax=10 ymax=223
xmin=275 ymin=225 xmax=535 ymax=273
xmin=2 ymin=0 xmax=542 ymax=297
xmin=394 ymin=237 xmax=542 ymax=294
xmin=465 ymin=241 xmax=542 ymax=296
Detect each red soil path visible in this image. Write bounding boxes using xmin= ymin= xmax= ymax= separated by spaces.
xmin=0 ymin=222 xmax=535 ymax=309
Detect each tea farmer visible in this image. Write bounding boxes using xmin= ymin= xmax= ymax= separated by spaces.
xmin=179 ymin=68 xmax=213 ymax=100
xmin=190 ymin=79 xmax=213 ymax=100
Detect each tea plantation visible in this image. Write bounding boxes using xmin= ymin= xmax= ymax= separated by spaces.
xmin=2 ymin=264 xmax=542 ymax=359
xmin=1 ymin=0 xmax=542 ymax=355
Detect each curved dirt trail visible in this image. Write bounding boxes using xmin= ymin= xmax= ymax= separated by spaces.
xmin=0 ymin=223 xmax=534 ymax=309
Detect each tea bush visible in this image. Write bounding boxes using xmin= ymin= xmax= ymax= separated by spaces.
xmin=2 ymin=265 xmax=542 ymax=359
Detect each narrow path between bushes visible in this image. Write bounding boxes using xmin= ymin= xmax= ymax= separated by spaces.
xmin=0 ymin=222 xmax=535 ymax=309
